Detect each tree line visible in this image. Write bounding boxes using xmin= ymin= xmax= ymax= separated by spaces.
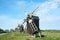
xmin=0 ymin=28 xmax=14 ymax=34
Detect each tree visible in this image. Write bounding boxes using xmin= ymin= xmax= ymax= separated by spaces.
xmin=0 ymin=28 xmax=6 ymax=33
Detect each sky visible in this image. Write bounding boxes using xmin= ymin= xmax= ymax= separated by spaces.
xmin=0 ymin=0 xmax=60 ymax=30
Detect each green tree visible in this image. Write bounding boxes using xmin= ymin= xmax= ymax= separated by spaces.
xmin=0 ymin=28 xmax=6 ymax=33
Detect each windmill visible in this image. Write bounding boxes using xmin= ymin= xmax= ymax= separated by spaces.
xmin=15 ymin=24 xmax=24 ymax=32
xmin=19 ymin=7 xmax=41 ymax=38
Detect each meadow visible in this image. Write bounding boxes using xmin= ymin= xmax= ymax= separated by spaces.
xmin=0 ymin=30 xmax=60 ymax=40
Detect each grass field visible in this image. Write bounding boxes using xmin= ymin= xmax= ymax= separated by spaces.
xmin=0 ymin=30 xmax=60 ymax=40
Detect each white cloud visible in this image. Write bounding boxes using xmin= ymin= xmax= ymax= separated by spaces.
xmin=41 ymin=15 xmax=60 ymax=22
xmin=0 ymin=15 xmax=23 ymax=30
xmin=40 ymin=1 xmax=59 ymax=12
xmin=35 ymin=0 xmax=60 ymax=20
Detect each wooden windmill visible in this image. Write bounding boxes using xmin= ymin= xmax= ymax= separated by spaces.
xmin=19 ymin=7 xmax=41 ymax=38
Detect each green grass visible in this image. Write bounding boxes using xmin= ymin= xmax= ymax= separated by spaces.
xmin=0 ymin=30 xmax=60 ymax=40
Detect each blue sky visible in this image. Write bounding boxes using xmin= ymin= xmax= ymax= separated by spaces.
xmin=0 ymin=0 xmax=60 ymax=30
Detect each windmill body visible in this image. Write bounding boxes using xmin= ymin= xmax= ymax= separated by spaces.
xmin=26 ymin=14 xmax=41 ymax=37
xmin=27 ymin=15 xmax=39 ymax=35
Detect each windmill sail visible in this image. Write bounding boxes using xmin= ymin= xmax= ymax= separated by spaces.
xmin=31 ymin=6 xmax=39 ymax=14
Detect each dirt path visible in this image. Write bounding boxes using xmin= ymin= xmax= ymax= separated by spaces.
xmin=0 ymin=33 xmax=7 ymax=35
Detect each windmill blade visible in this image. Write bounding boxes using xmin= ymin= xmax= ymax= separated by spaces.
xmin=31 ymin=6 xmax=39 ymax=14
xmin=21 ymin=19 xmax=27 ymax=25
